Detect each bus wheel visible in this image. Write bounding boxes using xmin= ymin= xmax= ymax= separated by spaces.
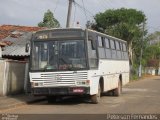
xmin=47 ymin=96 xmax=57 ymax=103
xmin=91 ymin=84 xmax=101 ymax=104
xmin=113 ymin=80 xmax=122 ymax=96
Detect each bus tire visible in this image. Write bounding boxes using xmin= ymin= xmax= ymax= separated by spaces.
xmin=47 ymin=96 xmax=57 ymax=103
xmin=91 ymin=84 xmax=101 ymax=104
xmin=113 ymin=80 xmax=122 ymax=96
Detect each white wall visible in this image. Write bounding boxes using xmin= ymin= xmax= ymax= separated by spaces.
xmin=145 ymin=67 xmax=156 ymax=75
xmin=0 ymin=60 xmax=5 ymax=95
xmin=0 ymin=60 xmax=28 ymax=96
xmin=0 ymin=47 xmax=2 ymax=58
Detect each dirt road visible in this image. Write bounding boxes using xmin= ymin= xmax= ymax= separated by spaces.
xmin=1 ymin=77 xmax=160 ymax=119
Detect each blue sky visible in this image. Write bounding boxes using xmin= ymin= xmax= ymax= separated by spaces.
xmin=0 ymin=0 xmax=160 ymax=33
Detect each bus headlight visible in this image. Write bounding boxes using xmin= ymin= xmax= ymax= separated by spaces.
xmin=76 ymin=80 xmax=90 ymax=86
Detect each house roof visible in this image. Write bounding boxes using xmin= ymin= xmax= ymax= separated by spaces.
xmin=0 ymin=25 xmax=45 ymax=40
xmin=0 ymin=25 xmax=45 ymax=57
xmin=2 ymin=32 xmax=32 ymax=57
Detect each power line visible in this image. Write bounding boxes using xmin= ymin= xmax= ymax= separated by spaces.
xmin=67 ymin=0 xmax=132 ymax=28
xmin=81 ymin=0 xmax=88 ymax=22
xmin=100 ymin=0 xmax=113 ymax=10
xmin=74 ymin=1 xmax=94 ymax=18
xmin=54 ymin=0 xmax=60 ymax=13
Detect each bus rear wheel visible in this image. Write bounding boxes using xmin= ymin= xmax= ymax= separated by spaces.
xmin=91 ymin=84 xmax=101 ymax=104
xmin=113 ymin=80 xmax=122 ymax=96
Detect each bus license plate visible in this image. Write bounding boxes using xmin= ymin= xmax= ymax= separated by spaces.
xmin=73 ymin=88 xmax=84 ymax=93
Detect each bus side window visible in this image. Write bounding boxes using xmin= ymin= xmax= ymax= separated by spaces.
xmin=121 ymin=43 xmax=128 ymax=60
xmin=120 ymin=42 xmax=124 ymax=59
xmin=88 ymin=40 xmax=98 ymax=68
xmin=105 ymin=38 xmax=111 ymax=59
xmin=115 ymin=41 xmax=121 ymax=60
xmin=91 ymin=40 xmax=96 ymax=50
xmin=123 ymin=43 xmax=127 ymax=51
xmin=122 ymin=43 xmax=128 ymax=60
xmin=98 ymin=36 xmax=105 ymax=59
xmin=110 ymin=39 xmax=116 ymax=59
xmin=98 ymin=36 xmax=103 ymax=47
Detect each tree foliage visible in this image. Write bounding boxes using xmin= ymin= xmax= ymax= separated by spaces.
xmin=38 ymin=9 xmax=60 ymax=28
xmin=91 ymin=8 xmax=147 ymax=66
xmin=147 ymin=31 xmax=160 ymax=44
xmin=143 ymin=45 xmax=160 ymax=69
xmin=143 ymin=31 xmax=160 ymax=69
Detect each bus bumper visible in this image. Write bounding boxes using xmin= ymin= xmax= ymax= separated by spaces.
xmin=31 ymin=87 xmax=90 ymax=96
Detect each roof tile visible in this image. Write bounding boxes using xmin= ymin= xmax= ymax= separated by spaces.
xmin=0 ymin=25 xmax=45 ymax=40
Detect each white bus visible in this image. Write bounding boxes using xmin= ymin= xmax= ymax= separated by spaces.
xmin=28 ymin=28 xmax=129 ymax=104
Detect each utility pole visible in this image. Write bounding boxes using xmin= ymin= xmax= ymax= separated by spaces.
xmin=66 ymin=0 xmax=73 ymax=28
xmin=138 ymin=21 xmax=145 ymax=77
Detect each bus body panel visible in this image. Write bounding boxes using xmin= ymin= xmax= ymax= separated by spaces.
xmin=87 ymin=59 xmax=129 ymax=95
xmin=87 ymin=70 xmax=99 ymax=95
xmin=98 ymin=59 xmax=129 ymax=92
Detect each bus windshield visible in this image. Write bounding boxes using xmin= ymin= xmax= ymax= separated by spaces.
xmin=31 ymin=40 xmax=87 ymax=71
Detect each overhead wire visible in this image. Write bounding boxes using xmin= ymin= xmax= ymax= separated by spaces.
xmin=73 ymin=0 xmax=115 ymax=27
xmin=65 ymin=0 xmax=130 ymax=28
xmin=81 ymin=0 xmax=88 ymax=22
xmin=54 ymin=0 xmax=60 ymax=13
xmin=74 ymin=0 xmax=96 ymax=27
xmin=99 ymin=0 xmax=112 ymax=10
xmin=74 ymin=1 xmax=94 ymax=18
xmin=53 ymin=0 xmax=68 ymax=27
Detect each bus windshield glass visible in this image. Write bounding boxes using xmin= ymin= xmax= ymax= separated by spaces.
xmin=31 ymin=40 xmax=87 ymax=71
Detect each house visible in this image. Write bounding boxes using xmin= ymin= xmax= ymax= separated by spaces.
xmin=0 ymin=25 xmax=45 ymax=96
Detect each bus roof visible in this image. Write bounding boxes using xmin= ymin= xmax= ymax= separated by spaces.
xmin=35 ymin=28 xmax=83 ymax=33
xmin=35 ymin=28 xmax=127 ymax=43
xmin=87 ymin=29 xmax=127 ymax=43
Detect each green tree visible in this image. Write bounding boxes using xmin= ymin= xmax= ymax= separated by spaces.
xmin=143 ymin=31 xmax=160 ymax=69
xmin=91 ymin=8 xmax=147 ymax=66
xmin=147 ymin=31 xmax=160 ymax=45
xmin=143 ymin=45 xmax=160 ymax=69
xmin=38 ymin=9 xmax=60 ymax=28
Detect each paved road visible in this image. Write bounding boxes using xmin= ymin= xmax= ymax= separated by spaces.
xmin=1 ymin=77 xmax=160 ymax=119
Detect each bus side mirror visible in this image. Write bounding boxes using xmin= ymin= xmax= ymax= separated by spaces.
xmin=25 ymin=43 xmax=30 ymax=53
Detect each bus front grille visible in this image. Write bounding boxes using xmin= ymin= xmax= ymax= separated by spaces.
xmin=30 ymin=71 xmax=88 ymax=87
